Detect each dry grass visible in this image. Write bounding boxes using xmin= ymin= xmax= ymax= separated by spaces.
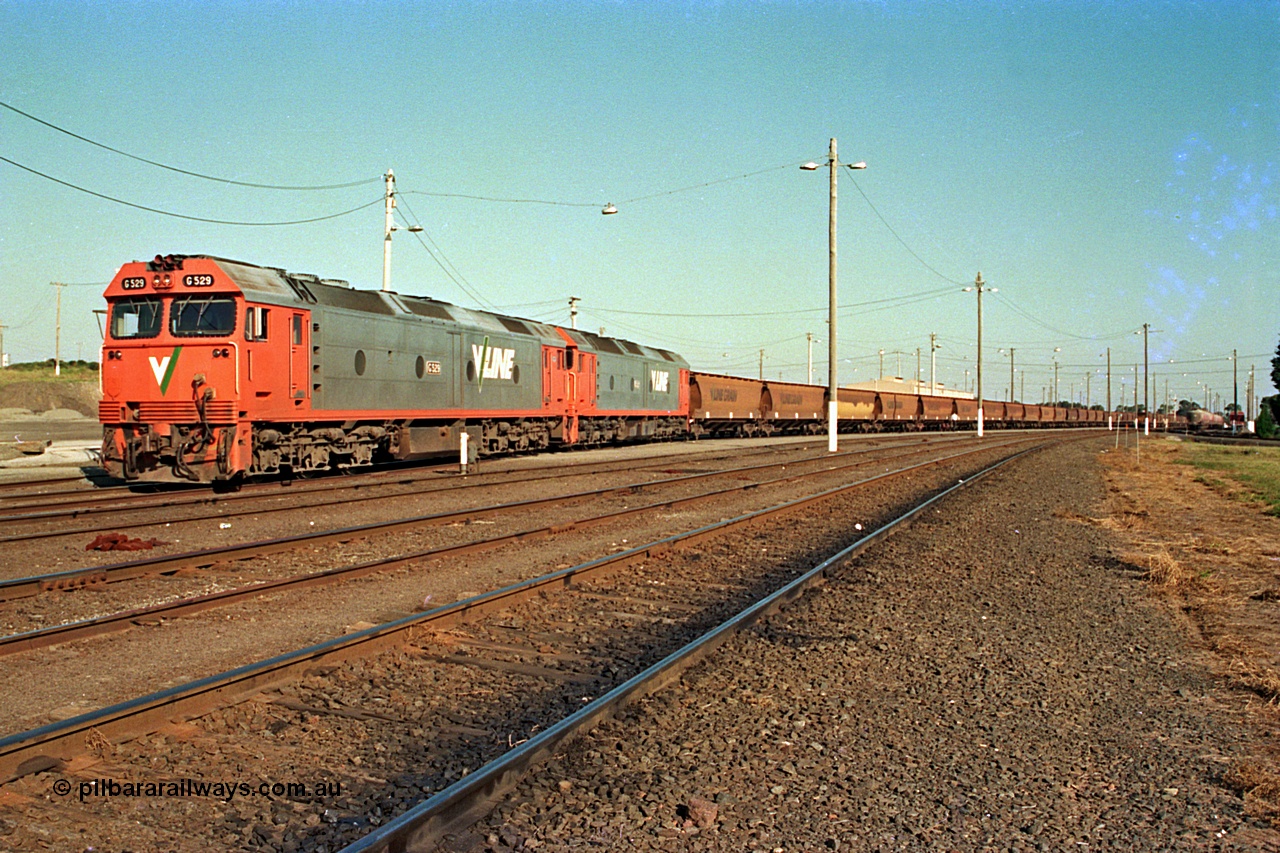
xmin=1121 ymin=546 xmax=1198 ymax=590
xmin=1229 ymin=659 xmax=1280 ymax=704
xmin=1225 ymin=762 xmax=1280 ymax=823
xmin=1100 ymin=437 xmax=1280 ymax=829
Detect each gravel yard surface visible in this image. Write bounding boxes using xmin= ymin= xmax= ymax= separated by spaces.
xmin=4 ymin=433 xmax=1277 ymax=852
xmin=457 ymin=436 xmax=1280 ymax=852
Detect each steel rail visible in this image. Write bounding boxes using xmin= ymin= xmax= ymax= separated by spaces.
xmin=0 ymin=435 xmax=1006 ymax=600
xmin=343 ymin=444 xmax=1044 ymax=850
xmin=0 ymin=437 xmax=1044 ymax=783
xmin=0 ymin=434 xmax=844 ymax=523
xmin=0 ymin=436 xmax=1023 ymax=656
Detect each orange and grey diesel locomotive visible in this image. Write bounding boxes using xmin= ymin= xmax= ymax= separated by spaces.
xmin=99 ymin=255 xmax=689 ymax=485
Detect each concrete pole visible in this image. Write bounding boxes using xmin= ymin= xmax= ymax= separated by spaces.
xmin=1008 ymin=347 xmax=1015 ymax=402
xmin=1143 ymin=322 xmax=1150 ymax=435
xmin=1106 ymin=347 xmax=1112 ymax=430
xmin=929 ymin=333 xmax=937 ymax=395
xmin=975 ymin=272 xmax=985 ymax=437
xmin=52 ymin=281 xmax=64 ymax=376
xmin=569 ymin=296 xmax=581 ymax=330
xmin=1232 ymin=349 xmax=1239 ymax=433
xmin=826 ymin=138 xmax=838 ymax=452
xmin=382 ymin=170 xmax=395 ymax=292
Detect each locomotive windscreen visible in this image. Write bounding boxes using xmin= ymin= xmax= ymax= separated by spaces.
xmin=170 ymin=295 xmax=237 ymax=337
xmin=110 ymin=297 xmax=163 ymax=339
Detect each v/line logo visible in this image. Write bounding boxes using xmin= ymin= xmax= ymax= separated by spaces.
xmin=149 ymin=347 xmax=182 ymax=394
xmin=472 ymin=344 xmax=516 ymax=380
xmin=650 ymin=370 xmax=669 ymax=393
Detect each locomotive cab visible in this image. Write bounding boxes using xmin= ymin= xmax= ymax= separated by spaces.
xmin=100 ymin=255 xmax=253 ymax=484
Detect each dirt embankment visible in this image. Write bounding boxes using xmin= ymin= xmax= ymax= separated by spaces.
xmin=0 ymin=381 xmax=99 ymax=418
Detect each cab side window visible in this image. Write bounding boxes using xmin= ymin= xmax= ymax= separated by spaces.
xmin=245 ymin=306 xmax=270 ymax=342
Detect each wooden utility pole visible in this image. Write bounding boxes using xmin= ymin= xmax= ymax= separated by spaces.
xmin=1106 ymin=347 xmax=1112 ymax=429
xmin=52 ymin=282 xmax=65 ymax=376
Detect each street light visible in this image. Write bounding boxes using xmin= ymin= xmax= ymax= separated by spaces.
xmin=963 ymin=273 xmax=995 ymax=436
xmin=802 ymin=138 xmax=866 ymax=452
xmin=382 ymin=169 xmax=424 ymax=292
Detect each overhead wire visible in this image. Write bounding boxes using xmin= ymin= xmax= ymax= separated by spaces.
xmin=841 ymin=170 xmax=967 ymax=285
xmin=1 ymin=156 xmax=384 ymax=225
xmin=393 ymin=194 xmax=497 ymax=310
xmin=587 ymin=284 xmax=957 ymax=320
xmin=617 ymin=162 xmax=804 ymax=205
xmin=991 ymin=292 xmax=1138 ymax=341
xmin=1 ymin=100 xmax=381 ymax=190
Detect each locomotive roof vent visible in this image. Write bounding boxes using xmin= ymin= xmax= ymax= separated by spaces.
xmin=320 ymin=278 xmax=351 ymax=289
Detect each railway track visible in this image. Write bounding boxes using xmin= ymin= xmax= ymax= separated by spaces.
xmin=0 ymin=435 xmax=860 ymax=537
xmin=0 ymin=435 xmax=1046 ymax=792
xmin=0 ymin=435 xmax=1029 ymax=656
xmin=0 ymin=434 xmax=1000 ymax=599
xmin=340 ymin=446 xmax=1039 ymax=852
xmin=2 ymin=438 xmax=1059 ymax=850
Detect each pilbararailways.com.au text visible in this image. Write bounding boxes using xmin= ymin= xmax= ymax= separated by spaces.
xmin=59 ymin=777 xmax=344 ymax=803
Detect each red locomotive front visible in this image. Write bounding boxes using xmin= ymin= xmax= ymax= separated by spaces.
xmin=99 ymin=255 xmax=273 ymax=484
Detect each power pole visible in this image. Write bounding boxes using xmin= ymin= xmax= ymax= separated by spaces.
xmin=52 ymin=281 xmax=65 ymax=376
xmin=382 ymin=169 xmax=422 ymax=293
xmin=965 ymin=272 xmax=992 ymax=437
xmin=568 ymin=296 xmax=581 ymax=330
xmin=1008 ymin=347 xmax=1015 ymax=402
xmin=759 ymin=349 xmax=765 ymax=381
xmin=1248 ymin=365 xmax=1255 ymax=424
xmin=801 ymin=137 xmax=865 ymax=452
xmin=928 ymin=333 xmax=938 ymax=394
xmin=808 ymin=333 xmax=815 ymax=385
xmin=382 ymin=170 xmax=397 ymax=293
xmin=828 ymin=138 xmax=837 ymax=452
xmin=1142 ymin=323 xmax=1149 ymax=433
xmin=1232 ymin=348 xmax=1239 ymax=433
xmin=0 ymin=318 xmax=7 ymax=369
xmin=916 ymin=347 xmax=922 ymax=393
xmin=1106 ymin=347 xmax=1112 ymax=429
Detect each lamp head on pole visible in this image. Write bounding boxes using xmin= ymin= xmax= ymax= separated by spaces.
xmin=800 ymin=162 xmax=820 ymax=171
xmin=846 ymin=161 xmax=867 ymax=170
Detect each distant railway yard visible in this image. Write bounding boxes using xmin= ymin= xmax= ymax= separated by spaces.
xmin=0 ymin=430 xmax=1278 ymax=851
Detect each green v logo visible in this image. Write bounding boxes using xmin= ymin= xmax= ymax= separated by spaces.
xmin=149 ymin=348 xmax=182 ymax=394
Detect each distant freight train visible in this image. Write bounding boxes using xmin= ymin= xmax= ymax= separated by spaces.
xmin=100 ymin=255 xmax=1114 ymax=487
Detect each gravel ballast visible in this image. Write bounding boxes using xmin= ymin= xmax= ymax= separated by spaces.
xmin=460 ymin=437 xmax=1275 ymax=851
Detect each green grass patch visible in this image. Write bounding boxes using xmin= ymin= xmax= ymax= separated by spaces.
xmin=1180 ymin=444 xmax=1280 ymax=516
xmin=0 ymin=360 xmax=99 ymax=387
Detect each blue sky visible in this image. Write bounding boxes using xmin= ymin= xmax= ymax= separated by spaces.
xmin=2 ymin=0 xmax=1276 ymax=408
